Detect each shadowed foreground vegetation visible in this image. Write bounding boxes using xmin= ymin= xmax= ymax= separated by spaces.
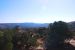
xmin=46 ymin=21 xmax=75 ymax=50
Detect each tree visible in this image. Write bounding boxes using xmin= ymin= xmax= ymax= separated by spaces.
xmin=38 ymin=27 xmax=46 ymax=37
xmin=0 ymin=29 xmax=14 ymax=50
xmin=46 ymin=21 xmax=72 ymax=50
xmin=3 ymin=29 xmax=14 ymax=50
xmin=5 ymin=42 xmax=13 ymax=50
xmin=0 ymin=31 xmax=5 ymax=50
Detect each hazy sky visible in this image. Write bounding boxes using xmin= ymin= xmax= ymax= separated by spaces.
xmin=0 ymin=0 xmax=75 ymax=23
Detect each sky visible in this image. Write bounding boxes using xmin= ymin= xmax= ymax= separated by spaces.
xmin=0 ymin=0 xmax=75 ymax=23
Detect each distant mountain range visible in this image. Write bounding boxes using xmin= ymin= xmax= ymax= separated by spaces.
xmin=0 ymin=21 xmax=75 ymax=29
xmin=0 ymin=23 xmax=49 ymax=29
xmin=68 ymin=21 xmax=75 ymax=30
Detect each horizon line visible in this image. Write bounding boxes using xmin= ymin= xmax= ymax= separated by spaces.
xmin=0 ymin=21 xmax=74 ymax=23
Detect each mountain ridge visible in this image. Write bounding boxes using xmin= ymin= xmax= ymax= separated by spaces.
xmin=0 ymin=21 xmax=75 ymax=29
xmin=0 ymin=23 xmax=49 ymax=29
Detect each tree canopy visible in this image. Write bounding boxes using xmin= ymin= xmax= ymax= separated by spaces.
xmin=46 ymin=21 xmax=72 ymax=50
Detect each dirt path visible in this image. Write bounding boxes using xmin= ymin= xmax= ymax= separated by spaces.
xmin=35 ymin=38 xmax=45 ymax=50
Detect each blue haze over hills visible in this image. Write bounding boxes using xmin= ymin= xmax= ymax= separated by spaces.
xmin=0 ymin=21 xmax=75 ymax=29
xmin=0 ymin=23 xmax=49 ymax=29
